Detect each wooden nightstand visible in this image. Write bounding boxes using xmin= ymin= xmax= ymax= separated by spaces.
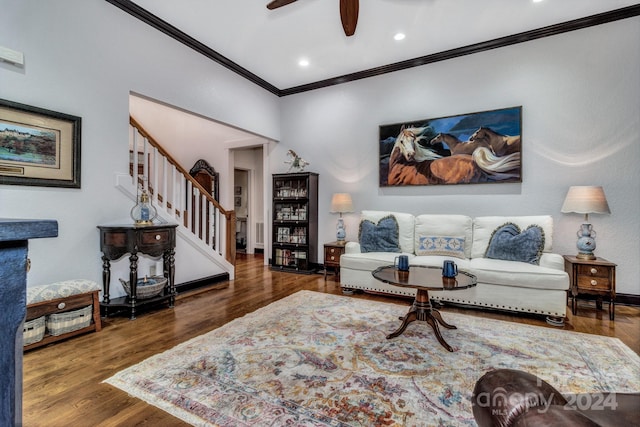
xmin=563 ymin=255 xmax=616 ymax=320
xmin=324 ymin=241 xmax=346 ymax=280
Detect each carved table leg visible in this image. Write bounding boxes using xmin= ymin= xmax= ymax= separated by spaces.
xmin=387 ymin=289 xmax=458 ymax=352
xmin=101 ymin=256 xmax=111 ymax=304
xmin=165 ymin=248 xmax=176 ymax=308
xmin=387 ymin=307 xmax=418 ymax=339
xmin=129 ymin=252 xmax=138 ymax=320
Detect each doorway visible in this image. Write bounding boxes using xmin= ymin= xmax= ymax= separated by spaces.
xmin=234 ymin=169 xmax=249 ymax=253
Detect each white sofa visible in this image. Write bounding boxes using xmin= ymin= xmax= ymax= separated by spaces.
xmin=340 ymin=211 xmax=569 ymax=322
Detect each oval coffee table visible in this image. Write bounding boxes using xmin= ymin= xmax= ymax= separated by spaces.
xmin=372 ymin=265 xmax=477 ymax=352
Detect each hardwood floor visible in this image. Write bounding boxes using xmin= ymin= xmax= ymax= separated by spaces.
xmin=22 ymin=253 xmax=640 ymax=426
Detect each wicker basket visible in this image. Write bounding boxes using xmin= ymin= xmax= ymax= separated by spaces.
xmin=23 ymin=316 xmax=46 ymax=346
xmin=119 ymin=276 xmax=167 ymax=299
xmin=46 ymin=305 xmax=93 ymax=336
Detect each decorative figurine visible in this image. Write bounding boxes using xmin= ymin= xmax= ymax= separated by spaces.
xmin=284 ymin=149 xmax=310 ymax=172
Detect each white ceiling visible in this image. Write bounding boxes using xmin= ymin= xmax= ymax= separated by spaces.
xmin=128 ymin=0 xmax=638 ymax=90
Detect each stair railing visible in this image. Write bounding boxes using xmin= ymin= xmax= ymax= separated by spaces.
xmin=129 ymin=117 xmax=236 ymax=265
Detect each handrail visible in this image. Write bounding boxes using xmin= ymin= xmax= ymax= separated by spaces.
xmin=129 ymin=116 xmax=236 ymax=265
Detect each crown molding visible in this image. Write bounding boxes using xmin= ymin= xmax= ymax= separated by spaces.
xmin=106 ymin=1 xmax=640 ymax=97
xmin=105 ymin=0 xmax=280 ymax=95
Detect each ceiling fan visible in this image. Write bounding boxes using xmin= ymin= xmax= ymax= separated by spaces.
xmin=267 ymin=0 xmax=359 ymax=37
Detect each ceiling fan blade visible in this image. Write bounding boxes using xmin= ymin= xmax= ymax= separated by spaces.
xmin=340 ymin=0 xmax=359 ymax=36
xmin=267 ymin=0 xmax=298 ymax=10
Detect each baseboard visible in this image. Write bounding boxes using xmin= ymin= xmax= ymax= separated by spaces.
xmin=578 ymin=292 xmax=640 ymax=307
xmin=618 ymin=293 xmax=640 ymax=306
xmin=175 ymin=273 xmax=229 ymax=295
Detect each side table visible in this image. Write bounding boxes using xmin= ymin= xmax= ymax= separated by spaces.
xmin=563 ymin=255 xmax=616 ymax=320
xmin=98 ymin=224 xmax=177 ymax=319
xmin=324 ymin=241 xmax=346 ymax=280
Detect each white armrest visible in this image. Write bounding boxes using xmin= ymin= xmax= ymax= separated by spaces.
xmin=539 ymin=253 xmax=564 ymax=271
xmin=345 ymin=241 xmax=361 ymax=254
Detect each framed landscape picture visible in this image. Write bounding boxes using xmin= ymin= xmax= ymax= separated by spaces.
xmin=379 ymin=106 xmax=522 ymax=187
xmin=0 ymin=98 xmax=81 ymax=188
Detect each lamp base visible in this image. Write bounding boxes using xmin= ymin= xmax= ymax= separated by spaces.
xmin=575 ymin=223 xmax=597 ymax=261
xmin=336 ymin=217 xmax=346 ymax=243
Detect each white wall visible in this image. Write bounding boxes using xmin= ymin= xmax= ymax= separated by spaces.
xmin=277 ymin=17 xmax=640 ymax=295
xmin=0 ymin=0 xmax=280 ymax=293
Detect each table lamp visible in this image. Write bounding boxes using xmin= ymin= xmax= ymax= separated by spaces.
xmin=561 ymin=186 xmax=610 ymax=260
xmin=330 ymin=193 xmax=354 ymax=244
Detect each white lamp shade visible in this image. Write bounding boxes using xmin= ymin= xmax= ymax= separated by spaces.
xmin=330 ymin=193 xmax=354 ymax=213
xmin=561 ymin=186 xmax=611 ymax=215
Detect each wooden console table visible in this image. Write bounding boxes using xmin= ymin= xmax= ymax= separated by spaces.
xmin=98 ymin=224 xmax=177 ymax=319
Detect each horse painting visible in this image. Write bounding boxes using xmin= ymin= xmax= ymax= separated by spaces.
xmin=386 ymin=126 xmax=521 ymax=186
xmin=379 ymin=106 xmax=522 ymax=186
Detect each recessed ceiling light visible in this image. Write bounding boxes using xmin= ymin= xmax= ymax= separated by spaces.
xmin=298 ymin=58 xmax=310 ymax=67
xmin=394 ymin=33 xmax=406 ymax=41
xmin=532 ymin=0 xmax=544 ymax=3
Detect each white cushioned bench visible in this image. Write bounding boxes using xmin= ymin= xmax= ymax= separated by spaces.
xmin=24 ymin=280 xmax=102 ymax=350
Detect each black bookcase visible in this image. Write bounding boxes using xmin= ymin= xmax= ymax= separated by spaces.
xmin=271 ymin=172 xmax=319 ymax=273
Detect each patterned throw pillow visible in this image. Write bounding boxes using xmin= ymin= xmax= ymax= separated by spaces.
xmin=485 ymin=223 xmax=545 ymax=265
xmin=359 ymin=215 xmax=401 ymax=253
xmin=416 ymin=236 xmax=466 ymax=259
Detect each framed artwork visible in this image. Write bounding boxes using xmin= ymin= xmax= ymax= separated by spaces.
xmin=234 ymin=196 xmax=241 ymax=207
xmin=379 ymin=106 xmax=522 ymax=187
xmin=0 ymin=98 xmax=81 ymax=188
xmin=234 ymin=186 xmax=242 ymax=196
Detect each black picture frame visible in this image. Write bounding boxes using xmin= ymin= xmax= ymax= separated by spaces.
xmin=0 ymin=98 xmax=81 ymax=188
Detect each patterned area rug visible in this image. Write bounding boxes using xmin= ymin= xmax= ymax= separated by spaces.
xmin=105 ymin=291 xmax=640 ymax=426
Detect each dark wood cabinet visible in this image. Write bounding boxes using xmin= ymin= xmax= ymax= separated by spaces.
xmin=98 ymin=224 xmax=177 ymax=319
xmin=271 ymin=172 xmax=318 ymax=273
xmin=324 ymin=241 xmax=346 ymax=280
xmin=564 ymin=255 xmax=616 ymax=320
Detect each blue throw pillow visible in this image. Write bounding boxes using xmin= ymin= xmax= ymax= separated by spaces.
xmin=485 ymin=223 xmax=545 ymax=265
xmin=359 ymin=215 xmax=401 ymax=253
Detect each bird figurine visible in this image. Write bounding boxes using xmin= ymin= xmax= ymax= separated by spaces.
xmin=284 ymin=149 xmax=310 ymax=172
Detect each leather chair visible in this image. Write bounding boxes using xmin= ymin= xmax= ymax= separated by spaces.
xmin=471 ymin=368 xmax=639 ymax=427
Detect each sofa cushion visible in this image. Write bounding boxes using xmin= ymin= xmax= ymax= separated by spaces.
xmin=410 ymin=256 xmax=472 ymax=271
xmin=340 ymin=252 xmax=415 ymax=271
xmin=27 ymin=280 xmax=101 ymax=305
xmin=361 ymin=211 xmax=415 ymax=253
xmin=472 ymin=216 xmax=553 ymax=259
xmin=485 ymin=223 xmax=545 ymax=265
xmin=468 ymin=258 xmax=569 ymax=290
xmin=359 ymin=215 xmax=401 ymax=253
xmin=415 ymin=214 xmax=473 ymax=258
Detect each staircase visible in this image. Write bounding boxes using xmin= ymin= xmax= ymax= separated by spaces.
xmin=117 ymin=117 xmax=236 ymax=279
